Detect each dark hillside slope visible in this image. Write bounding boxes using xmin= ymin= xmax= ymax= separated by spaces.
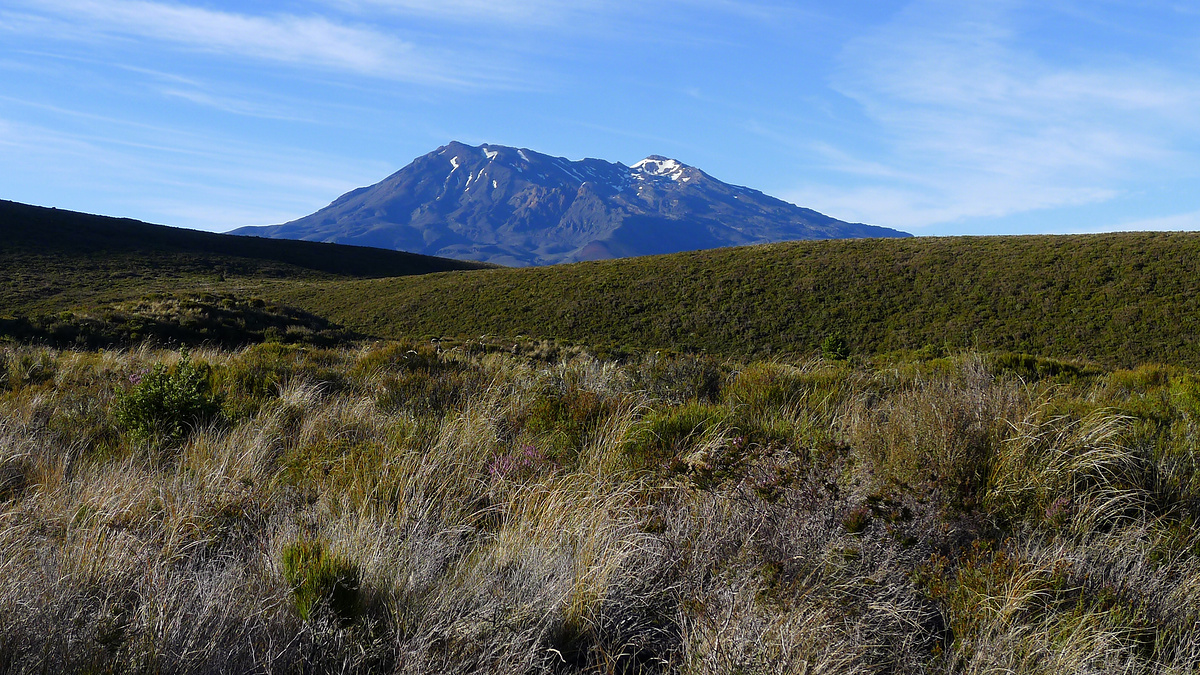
xmin=0 ymin=200 xmax=491 ymax=315
xmin=279 ymin=232 xmax=1200 ymax=368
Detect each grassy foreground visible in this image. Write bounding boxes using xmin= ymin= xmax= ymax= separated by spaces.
xmin=1 ymin=341 xmax=1198 ymax=673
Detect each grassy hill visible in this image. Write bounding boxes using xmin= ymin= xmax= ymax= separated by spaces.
xmin=280 ymin=232 xmax=1200 ymax=368
xmin=0 ymin=200 xmax=491 ymax=316
xmin=4 ymin=199 xmax=1200 ymax=368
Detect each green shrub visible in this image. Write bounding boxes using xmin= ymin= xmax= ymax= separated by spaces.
xmin=114 ymin=352 xmax=220 ymax=444
xmin=1169 ymin=374 xmax=1200 ymax=419
xmin=821 ymin=334 xmax=849 ymax=360
xmin=280 ymin=539 xmax=361 ymax=624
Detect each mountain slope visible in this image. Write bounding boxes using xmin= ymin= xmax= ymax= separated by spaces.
xmin=0 ymin=199 xmax=491 ymax=316
xmin=232 ymin=141 xmax=909 ymax=266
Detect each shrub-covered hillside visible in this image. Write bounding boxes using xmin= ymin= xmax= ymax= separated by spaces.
xmin=1 ymin=341 xmax=1198 ymax=673
xmin=6 ymin=199 xmax=1200 ymax=369
xmin=280 ymin=232 xmax=1200 ymax=367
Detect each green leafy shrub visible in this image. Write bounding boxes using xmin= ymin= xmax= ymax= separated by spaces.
xmin=821 ymin=334 xmax=849 ymax=360
xmin=280 ymin=539 xmax=361 ymax=624
xmin=114 ymin=353 xmax=220 ymax=444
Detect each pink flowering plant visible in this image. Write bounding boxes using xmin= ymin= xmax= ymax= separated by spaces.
xmin=487 ymin=444 xmax=556 ymax=481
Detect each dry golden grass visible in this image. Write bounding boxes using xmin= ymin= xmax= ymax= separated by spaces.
xmin=0 ymin=342 xmax=1197 ymax=673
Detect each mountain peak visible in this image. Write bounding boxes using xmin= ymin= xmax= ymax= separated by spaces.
xmin=232 ymin=142 xmax=909 ymax=266
xmin=631 ymin=156 xmax=693 ymax=182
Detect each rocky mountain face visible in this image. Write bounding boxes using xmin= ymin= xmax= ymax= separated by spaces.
xmin=232 ymin=141 xmax=909 ymax=266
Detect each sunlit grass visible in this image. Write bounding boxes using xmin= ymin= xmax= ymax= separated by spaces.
xmin=0 ymin=341 xmax=1197 ymax=673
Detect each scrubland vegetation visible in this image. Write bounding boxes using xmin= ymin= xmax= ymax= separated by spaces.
xmin=2 ymin=340 xmax=1198 ymax=673
xmin=0 ymin=199 xmax=490 ymax=318
xmin=8 ymin=199 xmax=1200 ymax=369
xmin=280 ymin=231 xmax=1200 ymax=367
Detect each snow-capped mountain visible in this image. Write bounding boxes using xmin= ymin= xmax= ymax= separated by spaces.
xmin=231 ymin=141 xmax=909 ymax=266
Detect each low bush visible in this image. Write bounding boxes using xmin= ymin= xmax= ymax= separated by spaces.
xmin=113 ymin=352 xmax=221 ymax=444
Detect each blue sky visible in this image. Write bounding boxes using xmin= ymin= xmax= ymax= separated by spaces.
xmin=1 ymin=0 xmax=1198 ymax=236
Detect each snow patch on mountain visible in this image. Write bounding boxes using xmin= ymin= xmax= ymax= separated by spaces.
xmin=631 ymin=156 xmax=688 ymax=181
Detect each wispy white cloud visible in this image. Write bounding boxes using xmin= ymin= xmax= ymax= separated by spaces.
xmin=330 ymin=0 xmax=602 ymax=26
xmin=790 ymin=0 xmax=1200 ymax=231
xmin=7 ymin=0 xmax=505 ymax=86
xmin=328 ymin=0 xmax=810 ymax=36
xmin=158 ymin=88 xmax=314 ymax=122
xmin=783 ymin=183 xmax=1118 ymax=231
xmin=0 ymin=110 xmax=390 ymax=231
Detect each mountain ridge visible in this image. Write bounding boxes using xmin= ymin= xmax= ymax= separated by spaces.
xmin=0 ymin=199 xmax=492 ymax=317
xmin=232 ymin=141 xmax=909 ymax=266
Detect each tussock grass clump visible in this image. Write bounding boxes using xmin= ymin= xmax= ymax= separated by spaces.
xmin=281 ymin=538 xmax=362 ymax=624
xmin=0 ymin=343 xmax=1198 ymax=673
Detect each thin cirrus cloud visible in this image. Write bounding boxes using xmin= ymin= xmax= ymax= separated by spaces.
xmin=330 ymin=0 xmax=600 ymax=25
xmin=158 ymin=88 xmax=315 ymax=123
xmin=792 ymin=1 xmax=1200 ymax=231
xmin=8 ymin=0 xmax=501 ymax=86
xmin=0 ymin=111 xmax=391 ymax=228
xmin=329 ymin=0 xmax=802 ymax=33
